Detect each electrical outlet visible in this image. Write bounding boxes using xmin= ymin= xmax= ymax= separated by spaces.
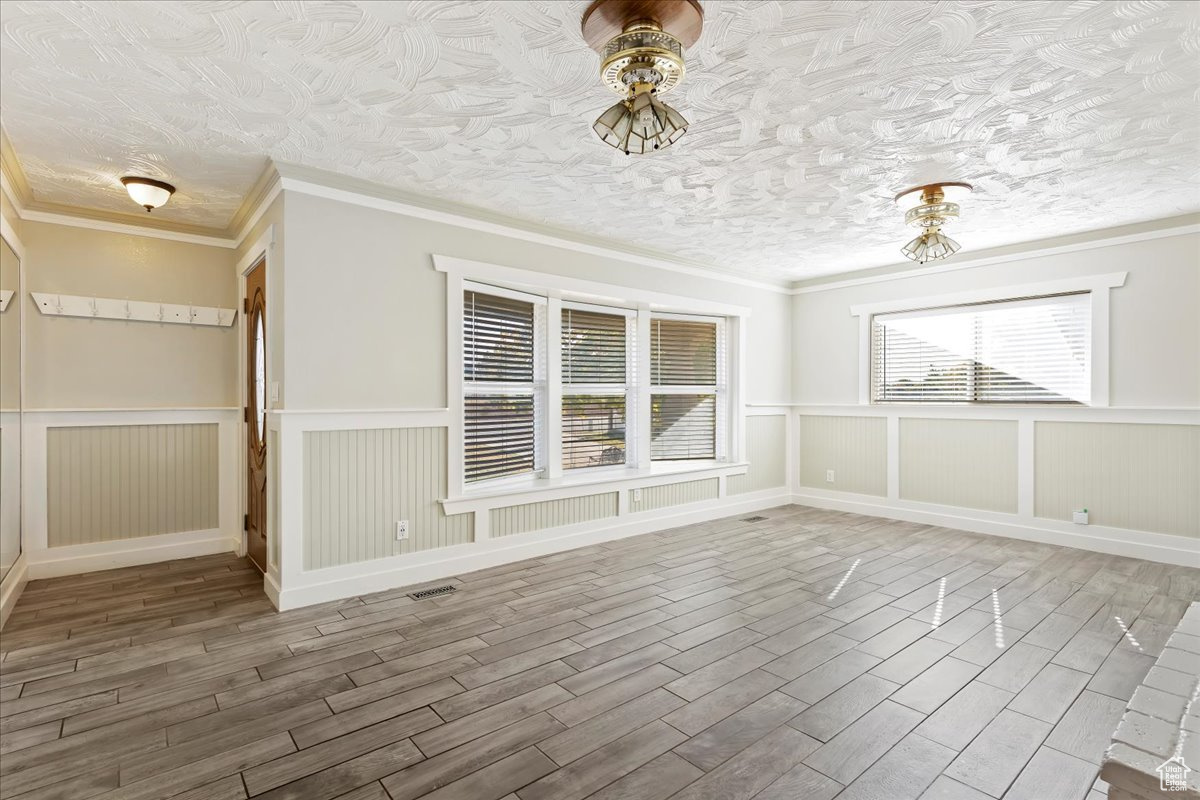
xmin=633 ymin=488 xmax=642 ymax=502
xmin=395 ymin=520 xmax=409 ymax=541
xmin=825 ymin=469 xmax=835 ymax=483
xmin=1072 ymin=509 xmax=1089 ymax=525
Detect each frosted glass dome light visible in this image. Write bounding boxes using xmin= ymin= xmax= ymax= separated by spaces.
xmin=121 ymin=176 xmax=175 ymax=212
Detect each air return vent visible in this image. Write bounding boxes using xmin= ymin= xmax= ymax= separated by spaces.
xmin=741 ymin=515 xmax=768 ymax=523
xmin=407 ymin=584 xmax=458 ymax=600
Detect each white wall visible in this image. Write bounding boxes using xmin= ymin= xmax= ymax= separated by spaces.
xmin=789 ymin=229 xmax=1200 ymax=561
xmin=282 ymin=191 xmax=792 ymax=410
xmin=792 ymin=232 xmax=1200 ymax=407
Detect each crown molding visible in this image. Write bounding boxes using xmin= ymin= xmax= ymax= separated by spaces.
xmin=0 ymin=128 xmax=33 ymax=207
xmin=788 ymin=214 xmax=1200 ymax=295
xmin=229 ymin=162 xmax=282 ymax=247
xmin=272 ymin=162 xmax=791 ymax=294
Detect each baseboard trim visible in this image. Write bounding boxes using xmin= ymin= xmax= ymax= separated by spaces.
xmin=275 ymin=490 xmax=791 ymax=610
xmin=791 ymin=491 xmax=1199 ymax=565
xmin=263 ymin=571 xmax=283 ymax=610
xmin=0 ymin=553 xmax=30 ymax=629
xmin=26 ymin=529 xmax=242 ymax=579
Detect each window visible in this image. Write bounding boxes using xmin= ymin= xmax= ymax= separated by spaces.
xmin=463 ymin=289 xmax=544 ymax=482
xmin=650 ymin=317 xmax=723 ymax=459
xmin=561 ymin=306 xmax=633 ymax=470
xmin=457 ymin=282 xmax=732 ymax=488
xmin=872 ymin=292 xmax=1091 ymax=404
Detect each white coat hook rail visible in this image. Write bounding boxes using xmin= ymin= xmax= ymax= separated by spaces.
xmin=30 ymin=292 xmax=236 ymax=327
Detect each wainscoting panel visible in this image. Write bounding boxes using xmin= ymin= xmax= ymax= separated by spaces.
xmin=490 ymin=493 xmax=619 ymax=538
xmin=1035 ymin=422 xmax=1200 ymax=538
xmin=798 ymin=415 xmax=887 ymax=496
xmin=631 ymin=478 xmax=719 ymax=512
xmin=303 ymin=427 xmax=472 ymax=569
xmin=900 ymin=418 xmax=1018 ymax=512
xmin=729 ymin=415 xmax=787 ymax=495
xmin=47 ymin=423 xmax=219 ymax=546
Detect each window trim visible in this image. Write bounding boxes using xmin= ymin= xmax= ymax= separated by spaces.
xmin=850 ymin=272 xmax=1127 ymax=408
xmin=437 ymin=254 xmax=749 ymax=504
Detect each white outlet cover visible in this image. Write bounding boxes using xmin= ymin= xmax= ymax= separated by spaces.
xmin=395 ymin=520 xmax=409 ymax=540
xmin=1072 ymin=510 xmax=1089 ymax=525
xmin=826 ymin=470 xmax=835 ymax=482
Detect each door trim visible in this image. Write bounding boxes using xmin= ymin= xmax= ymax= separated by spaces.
xmin=236 ymin=224 xmax=276 ymax=576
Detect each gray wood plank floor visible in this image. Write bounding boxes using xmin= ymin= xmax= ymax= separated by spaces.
xmin=2 ymin=505 xmax=1197 ymax=800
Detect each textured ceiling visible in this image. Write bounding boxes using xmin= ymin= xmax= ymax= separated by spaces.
xmin=1 ymin=0 xmax=1198 ymax=279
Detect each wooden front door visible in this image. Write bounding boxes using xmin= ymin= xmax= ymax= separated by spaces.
xmin=245 ymin=259 xmax=268 ymax=573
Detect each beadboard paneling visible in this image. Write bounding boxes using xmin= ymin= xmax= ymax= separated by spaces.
xmin=1036 ymin=422 xmax=1200 ymax=538
xmin=631 ymin=477 xmax=719 ymax=512
xmin=798 ymin=415 xmax=887 ymax=496
xmin=900 ymin=418 xmax=1018 ymax=512
xmin=304 ymin=427 xmax=472 ymax=569
xmin=490 ymin=493 xmax=619 ymax=538
xmin=47 ymin=424 xmax=219 ymax=546
xmin=729 ymin=415 xmax=787 ymax=495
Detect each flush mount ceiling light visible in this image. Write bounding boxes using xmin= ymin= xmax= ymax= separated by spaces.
xmin=894 ymin=182 xmax=973 ymax=263
xmin=581 ymin=0 xmax=703 ymax=154
xmin=120 ymin=176 xmax=175 ymax=212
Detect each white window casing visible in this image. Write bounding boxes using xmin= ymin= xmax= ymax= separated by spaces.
xmin=438 ymin=255 xmax=749 ymax=502
xmin=850 ymin=272 xmax=1126 ymax=407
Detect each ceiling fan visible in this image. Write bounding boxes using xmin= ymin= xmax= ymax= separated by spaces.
xmin=581 ymin=0 xmax=703 ymax=154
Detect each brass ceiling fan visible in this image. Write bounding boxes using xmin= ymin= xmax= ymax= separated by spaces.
xmin=581 ymin=0 xmax=703 ymax=154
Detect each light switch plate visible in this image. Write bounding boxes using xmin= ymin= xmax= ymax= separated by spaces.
xmin=270 ymin=381 xmax=280 ymax=402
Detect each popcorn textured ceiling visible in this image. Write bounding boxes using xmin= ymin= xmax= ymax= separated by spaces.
xmin=1 ymin=0 xmax=1197 ymax=279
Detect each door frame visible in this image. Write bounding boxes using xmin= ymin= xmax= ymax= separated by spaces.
xmin=235 ymin=224 xmax=276 ymax=575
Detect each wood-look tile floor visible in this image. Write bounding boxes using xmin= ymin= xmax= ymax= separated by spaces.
xmin=2 ymin=505 xmax=1198 ymax=800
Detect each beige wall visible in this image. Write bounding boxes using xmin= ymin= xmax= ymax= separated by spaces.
xmin=281 ymin=192 xmax=792 ymax=410
xmin=47 ymin=423 xmax=219 ymax=546
xmin=899 ymin=418 xmax=1017 ymax=512
xmin=1036 ymin=422 xmax=1199 ymax=538
xmin=22 ymin=222 xmax=237 ymax=409
xmin=729 ymin=414 xmax=787 ymax=495
xmin=798 ymin=415 xmax=887 ymax=495
xmin=1 ymin=237 xmax=19 ymax=410
xmin=792 ymin=232 xmax=1200 ymax=408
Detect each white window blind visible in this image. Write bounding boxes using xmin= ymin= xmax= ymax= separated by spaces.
xmin=561 ymin=307 xmax=631 ymax=469
xmin=650 ymin=317 xmax=721 ymax=460
xmin=463 ymin=290 xmax=542 ymax=482
xmin=872 ymin=292 xmax=1091 ymax=404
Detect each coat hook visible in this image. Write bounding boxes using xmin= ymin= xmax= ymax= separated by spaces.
xmin=89 ymin=298 xmax=99 ymax=316
xmin=188 ymin=305 xmax=197 ymax=322
xmin=124 ymin=301 xmax=132 ymax=319
xmin=55 ymin=295 xmax=64 ymax=313
xmin=157 ymin=303 xmax=165 ymax=321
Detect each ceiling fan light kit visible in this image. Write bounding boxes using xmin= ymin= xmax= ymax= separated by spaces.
xmin=582 ymin=0 xmax=702 ymax=154
xmin=893 ymin=182 xmax=973 ymax=263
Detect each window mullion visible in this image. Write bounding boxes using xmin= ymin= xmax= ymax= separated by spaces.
xmin=635 ymin=306 xmax=652 ymax=470
xmin=545 ymin=297 xmax=562 ymax=479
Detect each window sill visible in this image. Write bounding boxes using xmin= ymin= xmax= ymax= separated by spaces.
xmin=441 ymin=460 xmax=749 ymax=515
